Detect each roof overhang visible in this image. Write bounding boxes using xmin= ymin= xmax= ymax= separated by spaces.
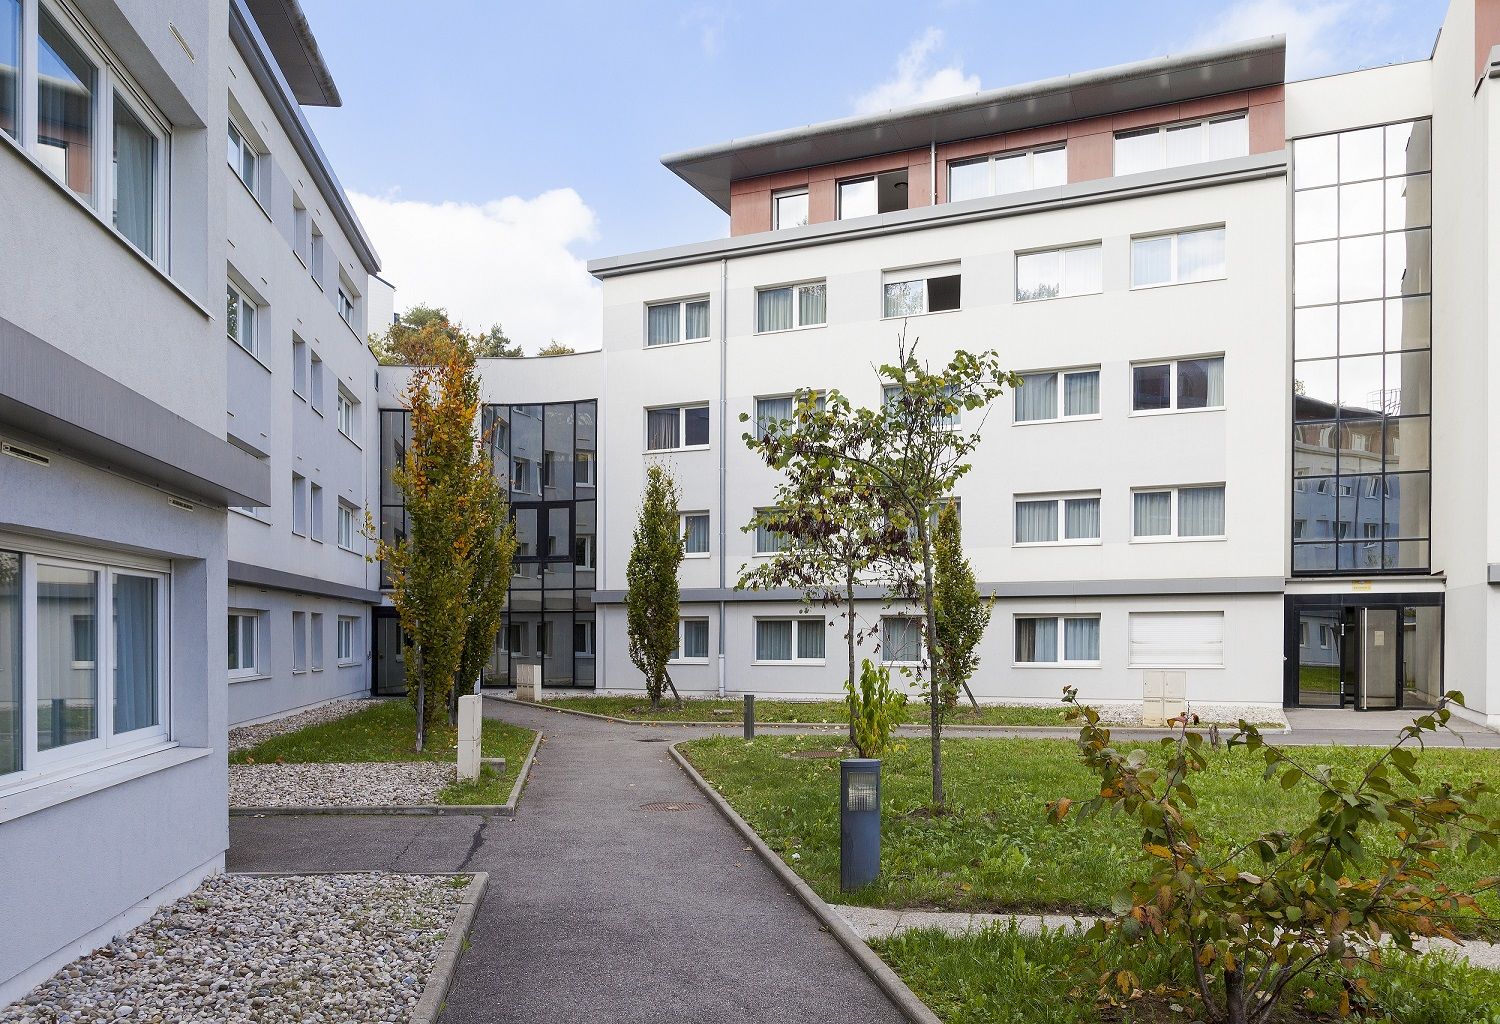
xmin=663 ymin=36 xmax=1286 ymax=213
xmin=243 ymin=0 xmax=341 ymax=106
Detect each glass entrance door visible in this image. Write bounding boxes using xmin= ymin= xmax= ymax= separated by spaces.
xmin=372 ymin=610 xmax=406 ymax=697
xmin=1295 ymin=609 xmax=1343 ymax=706
xmin=1355 ymin=608 xmax=1399 ymax=710
xmin=1287 ymin=596 xmax=1442 ymax=710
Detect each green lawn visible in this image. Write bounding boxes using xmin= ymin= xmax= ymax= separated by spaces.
xmin=679 ymin=734 xmax=1500 ymax=932
xmin=546 ymin=695 xmax=1099 ymax=727
xmin=876 ymin=923 xmax=1500 ymax=1024
xmin=231 ymin=699 xmax=536 ymax=806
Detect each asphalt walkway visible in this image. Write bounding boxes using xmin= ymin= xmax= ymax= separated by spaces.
xmin=228 ymin=701 xmax=908 ymax=1024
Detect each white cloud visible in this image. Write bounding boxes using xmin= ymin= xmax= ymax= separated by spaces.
xmin=854 ymin=28 xmax=981 ymax=115
xmin=351 ymin=188 xmax=602 ymax=353
xmin=1185 ymin=0 xmax=1394 ymax=80
xmin=683 ymin=3 xmax=733 ymax=57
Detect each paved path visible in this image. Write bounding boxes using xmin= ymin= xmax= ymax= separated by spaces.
xmin=229 ymin=701 xmax=908 ymax=1024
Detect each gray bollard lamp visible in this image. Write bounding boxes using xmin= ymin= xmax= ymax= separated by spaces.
xmin=840 ymin=757 xmax=881 ymax=891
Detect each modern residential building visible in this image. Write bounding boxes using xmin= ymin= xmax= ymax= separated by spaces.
xmin=376 ymin=0 xmax=1500 ymax=729
xmin=0 ymin=0 xmax=379 ymax=1000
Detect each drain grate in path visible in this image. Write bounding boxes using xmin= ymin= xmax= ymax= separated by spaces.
xmin=639 ymin=801 xmax=701 ymax=812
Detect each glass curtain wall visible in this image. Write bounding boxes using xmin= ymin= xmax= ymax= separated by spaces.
xmin=1291 ymin=119 xmax=1432 ymax=573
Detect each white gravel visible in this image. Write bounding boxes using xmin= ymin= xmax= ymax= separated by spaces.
xmin=229 ymin=700 xmax=383 ymax=754
xmin=1 ymin=873 xmax=467 ymax=1024
xmin=230 ymin=763 xmax=454 ymax=808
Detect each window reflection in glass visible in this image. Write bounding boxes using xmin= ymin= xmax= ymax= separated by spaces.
xmin=1339 ymin=301 xmax=1382 ymax=355
xmin=37 ymin=7 xmax=96 ymax=203
xmin=37 ymin=564 xmax=98 ymax=751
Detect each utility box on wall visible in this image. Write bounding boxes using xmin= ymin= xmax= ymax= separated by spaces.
xmin=1142 ymin=670 xmax=1187 ymax=726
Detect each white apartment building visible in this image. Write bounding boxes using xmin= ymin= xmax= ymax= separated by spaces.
xmin=374 ymin=0 xmax=1500 ymax=729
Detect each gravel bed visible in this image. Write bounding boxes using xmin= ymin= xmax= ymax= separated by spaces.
xmin=229 ymin=700 xmax=382 ymax=754
xmin=1089 ymin=702 xmax=1289 ymax=728
xmin=230 ymin=762 xmax=454 ymax=808
xmin=1 ymin=873 xmax=466 ymax=1023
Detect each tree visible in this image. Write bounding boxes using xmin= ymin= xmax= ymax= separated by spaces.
xmin=471 ymin=323 xmax=522 ymax=359
xmin=373 ymin=323 xmax=512 ymax=748
xmin=625 ymin=464 xmax=684 ymax=709
xmin=847 ymin=659 xmax=906 ymax=759
xmin=932 ymin=501 xmax=991 ymax=713
xmin=1049 ymin=689 xmax=1500 ymax=1024
xmin=368 ymin=304 xmax=520 ymax=365
xmin=453 ymin=457 xmax=518 ymax=717
xmin=537 ymin=340 xmax=575 ymax=356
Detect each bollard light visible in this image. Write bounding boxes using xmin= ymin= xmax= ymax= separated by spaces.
xmin=840 ymin=758 xmax=882 ymax=891
xmin=744 ymin=693 xmax=755 ymax=740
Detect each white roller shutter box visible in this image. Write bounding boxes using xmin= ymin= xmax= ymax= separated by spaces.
xmin=1128 ymin=612 xmax=1224 ymax=668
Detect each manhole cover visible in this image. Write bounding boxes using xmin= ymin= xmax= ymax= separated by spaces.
xmin=639 ymin=801 xmax=700 ymax=812
xmin=782 ymin=749 xmax=843 ymax=760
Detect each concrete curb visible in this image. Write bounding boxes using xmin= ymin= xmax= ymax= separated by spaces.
xmin=667 ymin=742 xmax=943 ymax=1024
xmin=229 ymin=730 xmax=543 ymax=819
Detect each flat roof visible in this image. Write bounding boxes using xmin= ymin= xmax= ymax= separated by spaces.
xmin=662 ymin=36 xmax=1286 ymax=213
xmin=244 ymin=0 xmax=341 ymax=107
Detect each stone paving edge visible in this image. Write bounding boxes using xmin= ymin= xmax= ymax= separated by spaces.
xmin=667 ymin=741 xmax=944 ymax=1024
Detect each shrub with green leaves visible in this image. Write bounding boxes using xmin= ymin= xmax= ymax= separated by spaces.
xmin=846 ymin=659 xmax=907 ymax=759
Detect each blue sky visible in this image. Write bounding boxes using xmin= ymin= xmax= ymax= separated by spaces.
xmin=299 ymin=0 xmax=1447 ymax=351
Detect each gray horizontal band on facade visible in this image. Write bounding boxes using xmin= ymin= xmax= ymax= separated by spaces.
xmin=0 ymin=316 xmax=270 ymax=508
xmin=590 ymin=576 xmax=1287 ymax=605
xmin=228 ymin=561 xmax=383 ymax=605
xmin=588 ymin=151 xmax=1287 ymax=280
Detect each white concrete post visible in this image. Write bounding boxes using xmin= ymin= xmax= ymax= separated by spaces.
xmin=456 ymin=694 xmax=482 ymax=782
xmin=514 ymin=663 xmax=541 ymax=702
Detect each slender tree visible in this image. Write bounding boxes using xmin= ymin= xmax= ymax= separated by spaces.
xmin=932 ymin=501 xmax=991 ymax=714
xmin=625 ymin=464 xmax=684 ymax=709
xmin=453 ymin=454 xmax=518 ymax=719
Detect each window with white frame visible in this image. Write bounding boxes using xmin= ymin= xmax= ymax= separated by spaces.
xmin=1 ymin=544 xmax=169 ymax=784
xmin=1131 ymin=227 xmax=1226 ymax=288
xmin=227 ymin=115 xmax=259 ymax=195
xmin=1014 ymin=368 xmax=1100 ymax=422
xmin=681 ymin=512 xmax=710 ymax=556
xmin=291 ymin=474 xmax=307 ymax=536
xmin=753 ymin=392 xmax=825 ymax=436
xmin=1014 ymin=493 xmax=1101 ymax=545
xmin=1015 ymin=615 xmax=1100 ymax=664
xmin=337 ymin=501 xmax=358 ymax=551
xmin=881 ymin=617 xmax=923 ymax=665
xmin=575 ymin=450 xmax=596 ymax=488
xmin=1131 ymin=357 xmax=1225 ymax=412
xmin=949 ymin=144 xmax=1066 ymax=202
xmin=883 ymin=383 xmax=961 ymax=430
xmin=645 ymin=404 xmax=709 ymax=451
xmin=291 ymin=610 xmax=307 ymax=672
xmin=1127 ymin=611 xmax=1224 ymax=668
xmin=308 ymin=483 xmax=324 ymax=543
xmin=337 ymin=388 xmax=358 ymax=439
xmin=337 ymin=615 xmax=358 ymax=663
xmin=756 ymin=280 xmax=826 ymax=332
xmin=309 ymin=612 xmax=324 ymax=671
xmin=309 ymin=352 xmax=325 ymax=413
xmin=226 ymin=283 xmax=256 ymax=354
xmin=310 ymin=226 xmax=325 ymax=283
xmin=4 ymin=3 xmax=169 ymax=261
xmin=228 ymin=610 xmax=259 ymax=678
xmin=573 ymin=621 xmax=594 ymax=657
xmin=773 ymin=187 xmax=808 ymax=229
xmin=754 ymin=617 xmax=825 ymax=663
xmin=292 ymin=335 xmax=308 ymax=398
xmin=337 ymin=287 xmax=355 ymax=326
xmin=1114 ymin=113 xmax=1247 ymax=176
xmin=1015 ymin=243 xmax=1103 ymax=302
xmin=672 ymin=618 xmax=710 ymax=662
xmin=1132 ymin=485 xmax=1226 ymax=540
xmin=574 ymin=533 xmax=595 ymax=569
xmin=293 ymin=196 xmax=309 ymax=263
xmin=645 ymin=297 xmax=710 ymax=347
xmin=883 ymin=264 xmax=961 ymax=317
xmin=753 ymin=509 xmax=788 ymax=555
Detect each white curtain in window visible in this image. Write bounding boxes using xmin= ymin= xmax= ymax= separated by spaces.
xmin=994 ymin=152 xmax=1029 ymax=194
xmin=1064 ymin=618 xmax=1099 ymax=661
xmin=883 ymin=618 xmax=920 ymax=663
xmin=683 ymin=515 xmax=709 ymax=554
xmin=1015 ymin=500 xmax=1058 ymax=543
xmin=1064 ymin=497 xmax=1100 ymax=539
xmin=756 ymin=396 xmax=793 ymax=435
xmin=1033 ymin=147 xmax=1067 ymax=189
xmin=949 ymin=158 xmax=989 ymax=202
xmin=113 ymin=95 xmax=155 ymax=256
xmin=756 ymin=620 xmax=792 ymax=661
xmin=1178 ymin=486 xmax=1226 ymax=537
xmin=1205 ymin=115 xmax=1248 ymax=161
xmin=1061 ymin=245 xmax=1103 ymax=295
xmin=646 ymin=304 xmax=679 ymax=346
xmin=796 ymin=621 xmax=825 ymax=660
xmin=1015 ymin=617 xmax=1058 ymax=662
xmin=1015 ymin=372 xmax=1057 ymax=421
xmin=1183 ymin=357 xmax=1225 ymax=407
xmin=757 ymin=288 xmax=793 ymax=332
xmin=1115 ymin=129 xmax=1161 ymax=176
xmin=797 ymin=282 xmax=826 ymax=326
xmin=1134 ymin=491 xmax=1172 ymax=536
xmin=1063 ymin=370 xmax=1099 ymax=416
xmin=1132 ymin=236 xmax=1173 ymax=287
xmin=1179 ymin=228 xmax=1226 ymax=282
xmin=683 ymin=619 xmax=709 ymax=659
xmin=685 ymin=300 xmax=710 ymax=340
xmin=646 ymin=409 xmax=679 ymax=450
xmin=1165 ymin=122 xmax=1203 ymax=167
xmin=755 ymin=522 xmax=785 ymax=554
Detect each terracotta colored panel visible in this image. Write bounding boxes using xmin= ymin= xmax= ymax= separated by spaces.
xmin=730 ymin=189 xmax=771 ymax=236
xmin=1479 ymin=0 xmax=1500 ymax=81
xmin=1068 ymin=113 xmax=1111 ymax=138
xmin=907 ymin=152 xmax=933 ymax=207
xmin=1242 ymin=85 xmax=1287 ymax=107
xmin=1113 ymin=104 xmax=1179 ymax=131
xmin=1248 ymin=100 xmax=1286 ymax=153
xmin=1002 ymin=124 xmax=1069 ymax=150
xmin=730 ymin=176 xmax=764 ymax=197
xmin=764 ymin=168 xmax=814 ymax=192
xmin=808 ymin=179 xmax=836 ymax=223
xmin=1068 ymin=132 xmax=1113 ymax=182
xmin=939 ymin=136 xmax=1002 ymax=163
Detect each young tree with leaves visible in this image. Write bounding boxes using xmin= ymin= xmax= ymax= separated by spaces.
xmin=367 ymin=304 xmax=520 ymax=365
xmin=625 ymin=464 xmax=684 ymax=709
xmin=932 ymin=501 xmax=991 ymax=713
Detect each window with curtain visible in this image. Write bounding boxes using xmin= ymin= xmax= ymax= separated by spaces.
xmin=1178 ymin=486 xmax=1226 ymax=537
xmin=755 ymin=396 xmax=794 ymax=435
xmin=646 ymin=298 xmax=709 ymax=346
xmin=1114 ymin=113 xmax=1247 ymax=175
xmin=1064 ymin=617 xmax=1100 ymax=662
xmin=1065 ymin=497 xmax=1101 ymax=540
xmin=1016 ymin=495 xmax=1100 ymax=544
xmin=756 ymin=281 xmax=826 ymax=333
xmin=1064 ymin=369 xmax=1100 ymax=416
xmin=1014 ymin=617 xmax=1057 ymax=663
xmin=675 ymin=618 xmax=710 ymax=660
xmin=338 ymin=502 xmax=358 ymax=550
xmin=682 ymin=513 xmax=710 ymax=555
xmin=1133 ymin=491 xmax=1173 ymax=537
xmin=754 ymin=510 xmax=787 ymax=555
xmin=292 ymin=611 xmax=307 ymax=672
xmin=1132 ymin=357 xmax=1224 ymax=412
xmin=38 ymin=7 xmax=95 ymax=203
xmin=1016 ymin=616 xmax=1099 ymax=664
xmin=113 ymin=93 xmax=157 ymax=257
xmin=883 ymin=265 xmax=961 ymax=317
xmin=645 ymin=405 xmax=708 ymax=451
xmin=881 ymin=618 xmax=923 ymax=664
xmin=1015 ymin=244 xmax=1102 ymax=302
xmin=755 ymin=620 xmax=792 ymax=661
xmin=228 ymin=612 xmax=257 ymax=676
xmin=1014 ymin=500 xmax=1058 ymax=544
xmin=949 ymin=144 xmax=1067 ymax=202
xmin=1 ymin=550 xmax=19 ymax=776
xmin=1132 ymin=227 xmax=1226 ymax=287
xmin=228 ymin=117 xmax=257 ymax=194
xmin=1013 ymin=369 xmax=1100 ymax=422
xmin=337 ymin=616 xmax=357 ymax=663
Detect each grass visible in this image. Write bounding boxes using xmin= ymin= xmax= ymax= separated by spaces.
xmin=231 ymin=699 xmax=536 ymax=806
xmin=545 ymin=695 xmax=1112 ymax=727
xmin=678 ymin=733 xmax=1500 ymax=932
xmin=874 ymin=923 xmax=1500 ymax=1024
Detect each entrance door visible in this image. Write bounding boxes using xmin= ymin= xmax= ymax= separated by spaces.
xmin=1286 ymin=596 xmax=1442 ymax=710
xmin=372 ymin=610 xmax=406 ymax=697
xmin=1355 ymin=608 xmax=1399 ymax=710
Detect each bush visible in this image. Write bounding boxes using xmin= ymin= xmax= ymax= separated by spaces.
xmin=846 ymin=659 xmax=907 ymax=759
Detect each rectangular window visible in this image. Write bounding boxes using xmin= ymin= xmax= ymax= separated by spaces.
xmin=337 ymin=615 xmax=357 ymax=663
xmin=293 ymin=197 xmax=309 ymax=263
xmin=338 ymin=502 xmax=358 ymax=551
xmin=337 ymin=288 xmax=355 ymax=326
xmin=1132 ymin=485 xmax=1226 ymax=540
xmin=755 ymin=280 xmax=826 ymax=332
xmin=838 ymin=176 xmax=876 ymax=219
xmin=883 ymin=383 xmax=961 ymax=430
xmin=1014 ymin=494 xmax=1101 ymax=545
xmin=228 ymin=611 xmax=258 ymax=677
xmin=291 ymin=474 xmax=307 ymax=536
xmin=308 ymin=483 xmax=324 ymax=543
xmin=754 ymin=509 xmax=787 ymax=555
xmin=226 ymin=283 xmax=256 ymax=354
xmin=1131 ymin=227 xmax=1226 ymax=288
xmin=291 ymin=610 xmax=307 ymax=672
xmin=645 ymin=297 xmax=710 ymax=346
xmin=227 ymin=116 xmax=257 ymax=194
xmin=310 ymin=226 xmax=325 ymax=283
xmin=0 ymin=0 xmax=16 ymax=140
xmin=1014 ymin=368 xmax=1100 ymax=422
xmin=1131 ymin=357 xmax=1225 ymax=412
xmin=36 ymin=6 xmax=96 ymax=203
xmin=337 ymin=389 xmax=358 ymax=439
xmin=1127 ymin=611 xmax=1225 ymax=668
xmin=883 ymin=264 xmax=961 ymax=317
xmin=1114 ymin=113 xmax=1247 ymax=176
xmin=773 ymin=187 xmax=809 ymax=229
xmin=949 ymin=144 xmax=1066 ymax=202
xmin=572 ymin=621 xmax=595 ymax=657
xmin=673 ymin=618 xmax=710 ymax=661
xmin=754 ymin=618 xmax=825 ymax=662
xmin=310 ymin=353 xmax=325 ymax=413
xmin=682 ymin=512 xmax=710 ymax=556
xmin=1015 ymin=616 xmax=1100 ymax=664
xmin=1015 ymin=244 xmax=1102 ymax=302
xmin=645 ymin=404 xmax=710 ymax=451
xmin=113 ymin=92 xmax=159 ymax=258
xmin=309 ymin=613 xmax=324 ymax=671
xmin=881 ymin=617 xmax=923 ymax=665
xmin=292 ymin=335 xmax=308 ymax=398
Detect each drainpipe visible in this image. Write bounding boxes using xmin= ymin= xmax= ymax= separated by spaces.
xmin=717 ymin=257 xmax=728 ymax=698
xmin=930 ymin=140 xmax=937 ymax=205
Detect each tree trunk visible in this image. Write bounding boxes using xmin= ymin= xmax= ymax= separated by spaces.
xmin=414 ymin=645 xmax=426 ymax=754
xmin=961 ymin=680 xmax=978 ymax=709
xmin=921 ymin=528 xmax=943 ymax=808
xmin=665 ymin=670 xmax=682 ymax=705
xmin=846 ymin=563 xmax=858 ymax=745
xmin=1224 ymin=970 xmax=1247 ymax=1024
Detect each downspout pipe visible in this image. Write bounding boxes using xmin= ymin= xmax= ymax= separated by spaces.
xmin=717 ymin=257 xmax=728 ymax=698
